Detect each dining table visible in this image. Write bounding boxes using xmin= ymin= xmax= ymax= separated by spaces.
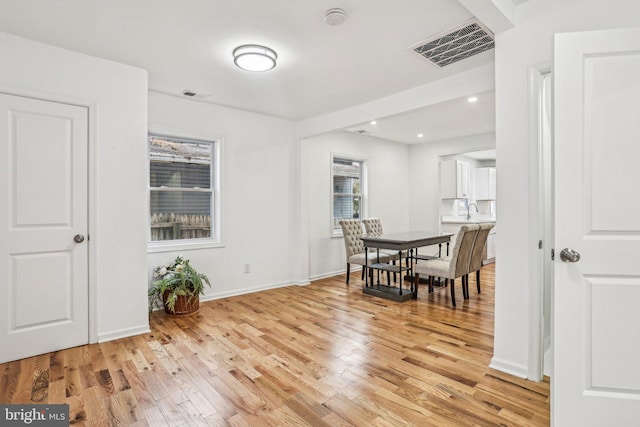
xmin=360 ymin=231 xmax=453 ymax=301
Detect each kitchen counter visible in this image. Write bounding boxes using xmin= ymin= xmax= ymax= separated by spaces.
xmin=440 ymin=216 xmax=496 ymax=224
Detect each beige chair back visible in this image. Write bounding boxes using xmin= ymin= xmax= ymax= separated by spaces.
xmin=452 ymin=224 xmax=480 ymax=278
xmin=362 ymin=218 xmax=383 ymax=237
xmin=469 ymin=223 xmax=494 ymax=272
xmin=339 ymin=219 xmax=365 ymax=259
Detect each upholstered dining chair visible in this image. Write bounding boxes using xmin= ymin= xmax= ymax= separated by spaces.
xmin=339 ymin=219 xmax=391 ymax=285
xmin=413 ymin=224 xmax=479 ymax=307
xmin=466 ymin=223 xmax=494 ymax=295
xmin=362 ymin=218 xmax=408 ymax=271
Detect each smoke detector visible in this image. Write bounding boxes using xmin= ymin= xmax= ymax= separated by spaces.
xmin=324 ymin=8 xmax=346 ymax=26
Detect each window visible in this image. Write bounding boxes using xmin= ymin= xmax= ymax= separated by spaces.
xmin=149 ymin=134 xmax=218 ymax=244
xmin=332 ymin=156 xmax=364 ymax=233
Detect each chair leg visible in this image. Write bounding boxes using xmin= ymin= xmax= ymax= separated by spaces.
xmin=361 ymin=267 xmax=365 ymax=280
xmin=476 ymin=269 xmax=481 ymax=294
xmin=450 ymin=278 xmax=456 ymax=307
xmin=461 ymin=276 xmax=466 ymax=299
xmin=346 ymin=263 xmax=351 ymax=285
xmin=428 ymin=275 xmax=434 ymax=293
xmin=463 ymin=275 xmax=469 ymax=300
xmin=387 ymin=271 xmax=391 ymax=285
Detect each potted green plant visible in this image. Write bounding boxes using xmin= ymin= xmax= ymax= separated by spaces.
xmin=148 ymin=255 xmax=211 ymax=316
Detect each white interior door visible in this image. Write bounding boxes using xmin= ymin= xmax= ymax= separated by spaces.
xmin=0 ymin=93 xmax=89 ymax=363
xmin=554 ymin=28 xmax=640 ymax=425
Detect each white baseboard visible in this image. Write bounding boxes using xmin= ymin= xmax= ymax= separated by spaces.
xmin=98 ymin=324 xmax=150 ymax=343
xmin=200 ymin=280 xmax=294 ymax=302
xmin=309 ymin=267 xmax=358 ymax=282
xmin=489 ymin=356 xmax=529 ymax=379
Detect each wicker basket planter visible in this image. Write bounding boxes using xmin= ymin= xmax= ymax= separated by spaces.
xmin=149 ymin=256 xmax=210 ymax=317
xmin=162 ymin=290 xmax=199 ymax=316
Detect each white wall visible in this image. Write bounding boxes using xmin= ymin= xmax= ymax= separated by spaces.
xmin=302 ymin=132 xmax=410 ymax=279
xmin=0 ymin=32 xmax=149 ymax=342
xmin=408 ymin=133 xmax=496 ymax=232
xmin=147 ymin=92 xmax=299 ymax=299
xmin=493 ymin=0 xmax=640 ymax=377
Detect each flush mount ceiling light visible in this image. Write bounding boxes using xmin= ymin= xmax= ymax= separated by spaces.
xmin=233 ymin=44 xmax=277 ymax=72
xmin=468 ymin=96 xmax=478 ymax=103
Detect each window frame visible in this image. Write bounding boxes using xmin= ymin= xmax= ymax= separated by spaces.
xmin=147 ymin=131 xmax=223 ymax=253
xmin=330 ymin=153 xmax=367 ymax=237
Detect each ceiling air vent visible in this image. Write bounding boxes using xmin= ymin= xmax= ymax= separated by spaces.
xmin=410 ymin=19 xmax=494 ymax=67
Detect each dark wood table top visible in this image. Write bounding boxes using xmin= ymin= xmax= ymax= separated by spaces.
xmin=360 ymin=231 xmax=452 ymax=251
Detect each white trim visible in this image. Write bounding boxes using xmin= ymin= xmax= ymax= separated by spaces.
xmin=87 ymin=101 xmax=99 ymax=344
xmin=527 ymin=63 xmax=552 ymax=382
xmin=148 ymin=240 xmax=224 ymax=254
xmin=200 ymin=280 xmax=294 ymax=301
xmin=309 ymin=267 xmax=360 ymax=282
xmin=489 ymin=357 xmax=529 ymax=379
xmin=148 ymin=280 xmax=299 ymax=313
xmin=98 ymin=325 xmax=151 ymax=343
xmin=330 ymin=152 xmax=368 ymax=235
xmin=146 ymin=127 xmax=223 ymax=248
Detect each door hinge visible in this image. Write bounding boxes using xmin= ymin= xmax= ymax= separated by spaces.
xmin=551 ymin=248 xmax=555 ymax=260
xmin=538 ymin=240 xmax=543 ymax=249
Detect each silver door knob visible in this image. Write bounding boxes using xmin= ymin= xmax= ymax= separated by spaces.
xmin=560 ymin=248 xmax=580 ymax=263
xmin=74 ymin=234 xmax=85 ymax=243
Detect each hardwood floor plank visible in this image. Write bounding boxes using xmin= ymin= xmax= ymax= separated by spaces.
xmin=0 ymin=264 xmax=551 ymax=425
xmin=12 ymin=357 xmax=35 ymax=403
xmin=30 ymin=354 xmax=49 ymax=403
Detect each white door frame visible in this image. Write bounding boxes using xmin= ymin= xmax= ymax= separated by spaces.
xmin=526 ymin=63 xmax=553 ymax=381
xmin=0 ymin=87 xmax=98 ymax=345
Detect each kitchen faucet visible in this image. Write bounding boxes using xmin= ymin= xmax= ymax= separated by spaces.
xmin=467 ymin=202 xmax=479 ymax=220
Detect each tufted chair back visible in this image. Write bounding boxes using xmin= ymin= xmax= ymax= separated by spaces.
xmin=339 ymin=219 xmax=365 ymax=259
xmin=362 ymin=218 xmax=384 ymax=237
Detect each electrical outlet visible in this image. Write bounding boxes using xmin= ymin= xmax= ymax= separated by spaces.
xmin=244 ymin=264 xmax=250 ymax=273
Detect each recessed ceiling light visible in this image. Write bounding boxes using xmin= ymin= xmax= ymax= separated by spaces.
xmin=370 ymin=120 xmax=377 ymax=125
xmin=418 ymin=133 xmax=424 ymax=138
xmin=233 ymin=44 xmax=277 ymax=72
xmin=467 ymin=96 xmax=478 ymax=103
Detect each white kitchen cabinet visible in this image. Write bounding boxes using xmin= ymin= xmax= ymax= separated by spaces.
xmin=475 ymin=167 xmax=496 ymax=200
xmin=440 ymin=160 xmax=470 ymax=199
xmin=486 ymin=228 xmax=496 ymax=262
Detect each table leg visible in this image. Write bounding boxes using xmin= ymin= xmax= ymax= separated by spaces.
xmin=364 ymin=245 xmax=369 ymax=289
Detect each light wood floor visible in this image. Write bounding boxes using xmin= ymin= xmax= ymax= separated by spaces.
xmin=0 ymin=263 xmax=550 ymax=426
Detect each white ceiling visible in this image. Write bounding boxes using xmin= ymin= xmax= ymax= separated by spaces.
xmin=346 ymin=90 xmax=495 ymax=144
xmin=0 ymin=0 xmax=496 ymax=120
